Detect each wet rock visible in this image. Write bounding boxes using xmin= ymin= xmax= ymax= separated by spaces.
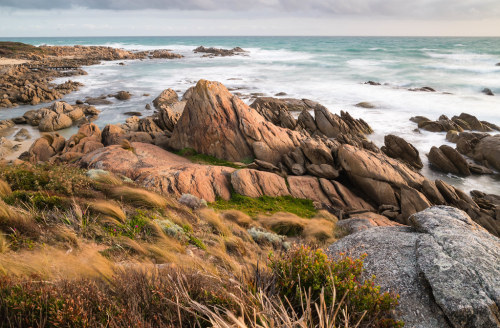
xmin=124 ymin=111 xmax=142 ymax=116
xmin=274 ymin=92 xmax=287 ymax=96
xmin=13 ymin=128 xmax=31 ymax=142
xmin=482 ymin=88 xmax=494 ymax=96
xmin=408 ymin=86 xmax=436 ymax=92
xmin=409 ymin=116 xmax=431 ymax=124
xmin=355 ymin=101 xmax=376 ymax=108
xmin=193 ymin=46 xmax=246 ymax=57
xmin=145 ymin=104 xmax=151 ymax=110
xmin=327 ymin=206 xmax=500 ymax=328
xmin=364 ymin=81 xmax=381 ymax=85
xmin=85 ymin=97 xmax=112 ymax=105
xmin=0 ymin=119 xmax=15 ymax=132
xmin=381 ymin=134 xmax=423 ymax=169
xmin=453 ymin=113 xmax=493 ymax=132
xmin=470 ymin=134 xmax=500 ymax=171
xmin=0 ymin=137 xmax=15 ymax=158
xmin=428 ymin=145 xmax=471 ymax=176
xmin=114 ymin=91 xmax=131 ymax=100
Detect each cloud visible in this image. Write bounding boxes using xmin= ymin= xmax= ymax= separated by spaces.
xmin=1 ymin=0 xmax=500 ymax=19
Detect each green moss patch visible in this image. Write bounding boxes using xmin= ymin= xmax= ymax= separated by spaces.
xmin=211 ymin=194 xmax=316 ymax=218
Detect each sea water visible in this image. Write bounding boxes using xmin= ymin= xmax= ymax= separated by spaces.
xmin=1 ymin=36 xmax=499 ymax=194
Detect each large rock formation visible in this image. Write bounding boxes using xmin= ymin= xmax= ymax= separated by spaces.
xmin=428 ymin=145 xmax=471 ymax=176
xmin=167 ymin=80 xmax=303 ymax=165
xmin=328 ymin=206 xmax=500 ymax=328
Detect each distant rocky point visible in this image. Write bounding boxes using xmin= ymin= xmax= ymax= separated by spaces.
xmin=193 ymin=46 xmax=246 ymax=57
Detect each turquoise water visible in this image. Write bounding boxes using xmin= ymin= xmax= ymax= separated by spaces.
xmin=1 ymin=36 xmax=500 ymax=193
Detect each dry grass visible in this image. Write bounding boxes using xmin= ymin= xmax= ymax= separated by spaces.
xmin=221 ymin=209 xmax=254 ymax=228
xmin=88 ymin=200 xmax=127 ymax=223
xmin=303 ymin=219 xmax=336 ymax=244
xmin=0 ymin=244 xmax=115 ymax=280
xmin=0 ymin=234 xmax=8 ymax=253
xmin=107 ymin=186 xmax=168 ymax=208
xmin=198 ymin=208 xmax=232 ymax=237
xmin=0 ymin=200 xmax=39 ymax=237
xmin=0 ymin=179 xmax=12 ymax=197
xmin=258 ymin=212 xmax=307 ymax=236
xmin=92 ymin=172 xmax=124 ymax=186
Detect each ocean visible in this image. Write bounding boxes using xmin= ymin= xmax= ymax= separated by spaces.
xmin=1 ymin=36 xmax=500 ymax=194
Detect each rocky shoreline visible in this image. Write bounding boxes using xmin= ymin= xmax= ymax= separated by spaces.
xmin=1 ymin=42 xmax=500 ymax=326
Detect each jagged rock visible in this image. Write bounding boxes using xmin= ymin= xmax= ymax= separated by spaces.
xmin=399 ymin=186 xmax=432 ymax=223
xmin=155 ymin=101 xmax=185 ymax=132
xmin=319 ymin=179 xmax=374 ymax=211
xmin=314 ymin=106 xmax=372 ymax=138
xmin=453 ymin=113 xmax=493 ymax=132
xmin=250 ymin=97 xmax=319 ymax=114
xmin=167 ymin=80 xmax=303 ymax=165
xmin=0 ymin=137 xmax=15 ymax=158
xmin=193 ymin=46 xmax=246 ymax=57
xmin=381 ymin=134 xmax=423 ymax=169
xmin=410 ymin=116 xmax=431 ymax=124
xmin=153 ymin=89 xmax=178 ymax=108
xmin=470 ymin=135 xmax=500 ymax=171
xmin=428 ymin=145 xmax=471 ymax=176
xmin=482 ymin=88 xmax=494 ymax=96
xmin=182 ymin=86 xmax=195 ymax=101
xmin=469 ymin=163 xmax=494 ymax=175
xmin=305 ymin=163 xmax=339 ymax=179
xmin=446 ymin=130 xmax=460 ymax=143
xmin=231 ymin=169 xmax=289 ymax=198
xmin=287 ymin=176 xmax=332 ymax=206
xmin=138 ymin=117 xmax=162 ymax=134
xmin=114 ymin=91 xmax=131 ymax=100
xmin=364 ymin=81 xmax=381 ymax=85
xmin=327 ymin=206 xmax=500 ymax=328
xmin=85 ymin=97 xmax=112 ymax=105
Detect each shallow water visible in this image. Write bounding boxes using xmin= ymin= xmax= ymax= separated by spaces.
xmin=1 ymin=36 xmax=499 ymax=194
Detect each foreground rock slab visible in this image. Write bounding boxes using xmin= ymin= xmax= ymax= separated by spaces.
xmin=328 ymin=206 xmax=500 ymax=328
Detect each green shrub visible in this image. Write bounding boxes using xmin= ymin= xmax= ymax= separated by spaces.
xmin=3 ymin=191 xmax=68 ymax=211
xmin=268 ymin=245 xmax=403 ymax=328
xmin=211 ymin=194 xmax=316 ymax=218
xmin=175 ymin=148 xmax=246 ymax=168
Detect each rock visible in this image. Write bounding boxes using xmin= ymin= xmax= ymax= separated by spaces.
xmin=409 ymin=86 xmax=436 ymax=92
xmin=231 ymin=169 xmax=290 ymax=198
xmin=313 ymin=106 xmax=373 ymax=138
xmin=482 ymin=88 xmax=494 ymax=96
xmin=470 ymin=134 xmax=500 ymax=171
xmin=167 ymin=80 xmax=303 ymax=165
xmin=102 ymin=124 xmax=125 ymax=146
xmin=399 ymin=186 xmax=432 ymax=223
xmin=193 ymin=46 xmax=246 ymax=57
xmin=355 ymin=101 xmax=376 ymax=108
xmin=153 ymin=89 xmax=178 ymax=108
xmin=250 ymin=97 xmax=319 ymax=113
xmin=291 ymin=163 xmax=306 ymax=175
xmin=85 ymin=97 xmax=112 ymax=105
xmin=496 ymin=63 xmax=500 ymax=66
xmin=114 ymin=91 xmax=131 ymax=100
xmin=182 ymin=86 xmax=195 ymax=101
xmin=124 ymin=111 xmax=142 ymax=116
xmin=76 ymin=99 xmax=84 ymax=105
xmin=410 ymin=116 xmax=431 ymax=124
xmin=336 ymin=212 xmax=402 ymax=234
xmin=320 ymin=179 xmax=375 ymax=211
xmin=419 ymin=120 xmax=445 ymax=132
xmin=155 ymin=101 xmax=185 ymax=132
xmin=327 ymin=206 xmax=500 ymax=328
xmin=446 ymin=130 xmax=460 ymax=143
xmin=13 ymin=128 xmax=31 ymax=142
xmin=381 ymin=134 xmax=423 ymax=169
xmin=38 ymin=111 xmax=73 ymax=132
xmin=274 ymin=92 xmax=287 ymax=96
xmin=0 ymin=137 xmax=14 ymax=158
xmin=138 ymin=117 xmax=162 ymax=134
xmin=428 ymin=145 xmax=471 ymax=176
xmin=145 ymin=104 xmax=151 ymax=110
xmin=0 ymin=119 xmax=15 ymax=132
xmin=287 ymin=176 xmax=332 ymax=206
xmin=12 ymin=117 xmax=26 ymax=124
xmin=28 ymin=134 xmax=65 ymax=162
xmin=454 ymin=113 xmax=492 ymax=132
xmin=178 ymin=194 xmax=207 ymax=210
xmin=364 ymin=81 xmax=381 ymax=85
xmin=305 ymin=163 xmax=339 ymax=179
xmin=468 ymin=163 xmax=494 ymax=175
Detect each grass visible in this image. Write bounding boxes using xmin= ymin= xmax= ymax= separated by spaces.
xmin=175 ymin=148 xmax=247 ymax=168
xmin=211 ymin=193 xmax=317 ymax=218
xmin=106 ymin=186 xmax=168 ymax=208
xmin=88 ymin=200 xmax=127 ymax=223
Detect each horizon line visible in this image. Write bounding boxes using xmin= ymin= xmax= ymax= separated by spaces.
xmin=2 ymin=35 xmax=500 ymax=38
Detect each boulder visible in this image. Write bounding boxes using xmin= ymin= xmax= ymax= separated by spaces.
xmin=114 ymin=91 xmax=131 ymax=100
xmin=38 ymin=111 xmax=73 ymax=132
xmin=327 ymin=206 xmax=500 ymax=328
xmin=0 ymin=119 xmax=15 ymax=132
xmin=482 ymin=88 xmax=494 ymax=96
xmin=381 ymin=134 xmax=423 ymax=169
xmin=27 ymin=134 xmax=66 ymax=162
xmin=354 ymin=101 xmax=376 ymax=108
xmin=470 ymin=135 xmax=500 ymax=171
xmin=453 ymin=113 xmax=492 ymax=132
xmin=153 ymin=89 xmax=178 ymax=108
xmin=178 ymin=194 xmax=207 ymax=210
xmin=155 ymin=101 xmax=185 ymax=132
xmin=428 ymin=145 xmax=471 ymax=176
xmin=336 ymin=212 xmax=402 ymax=234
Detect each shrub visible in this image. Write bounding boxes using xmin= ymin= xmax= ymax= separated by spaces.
xmin=221 ymin=209 xmax=254 ymax=228
xmin=248 ymin=227 xmax=285 ymax=247
xmin=268 ymin=245 xmax=403 ymax=327
xmin=3 ymin=191 xmax=67 ymax=211
xmin=258 ymin=212 xmax=307 ymax=236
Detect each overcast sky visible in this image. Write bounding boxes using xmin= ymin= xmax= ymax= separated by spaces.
xmin=1 ymin=0 xmax=500 ymax=37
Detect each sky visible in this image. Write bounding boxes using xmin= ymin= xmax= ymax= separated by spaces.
xmin=1 ymin=0 xmax=500 ymax=37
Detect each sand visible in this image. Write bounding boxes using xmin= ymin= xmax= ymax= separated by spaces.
xmin=0 ymin=57 xmax=30 ymax=66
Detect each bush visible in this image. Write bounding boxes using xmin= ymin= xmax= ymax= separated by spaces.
xmin=268 ymin=245 xmax=403 ymax=327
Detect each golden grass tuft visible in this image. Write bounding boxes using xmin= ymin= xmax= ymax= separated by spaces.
xmin=198 ymin=208 xmax=232 ymax=237
xmin=120 ymin=139 xmax=135 ymax=152
xmin=93 ymin=172 xmax=124 ymax=186
xmin=258 ymin=212 xmax=307 ymax=236
xmin=107 ymin=186 xmax=168 ymax=208
xmin=0 ymin=234 xmax=9 ymax=253
xmin=303 ymin=218 xmax=336 ymax=244
xmin=0 ymin=200 xmax=39 ymax=237
xmin=0 ymin=179 xmax=12 ymax=198
xmin=313 ymin=209 xmax=339 ymax=223
xmin=221 ymin=210 xmax=254 ymax=228
xmin=88 ymin=200 xmax=126 ymax=223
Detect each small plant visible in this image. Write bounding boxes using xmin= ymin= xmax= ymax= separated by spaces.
xmin=268 ymin=245 xmax=403 ymax=327
xmin=248 ymin=227 xmax=285 ymax=247
xmin=175 ymin=148 xmax=245 ymax=169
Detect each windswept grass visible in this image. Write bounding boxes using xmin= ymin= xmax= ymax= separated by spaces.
xmin=88 ymin=200 xmax=127 ymax=223
xmin=0 ymin=180 xmax=11 ymax=198
xmin=211 ymin=193 xmax=317 ymax=218
xmin=106 ymin=186 xmax=168 ymax=208
xmin=220 ymin=209 xmax=254 ymax=228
